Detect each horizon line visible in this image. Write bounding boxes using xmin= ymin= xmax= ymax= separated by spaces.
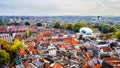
xmin=0 ymin=14 xmax=120 ymax=17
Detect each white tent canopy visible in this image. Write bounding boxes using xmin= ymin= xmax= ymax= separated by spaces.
xmin=79 ymin=27 xmax=93 ymax=35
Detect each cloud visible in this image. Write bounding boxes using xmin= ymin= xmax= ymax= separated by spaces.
xmin=0 ymin=0 xmax=120 ymax=15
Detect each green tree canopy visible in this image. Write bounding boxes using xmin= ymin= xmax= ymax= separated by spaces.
xmin=53 ymin=22 xmax=61 ymax=28
xmin=115 ymin=24 xmax=120 ymax=30
xmin=72 ymin=22 xmax=84 ymax=32
xmin=110 ymin=26 xmax=117 ymax=32
xmin=65 ymin=24 xmax=73 ymax=30
xmin=92 ymin=23 xmax=117 ymax=33
xmin=25 ymin=22 xmax=30 ymax=26
xmin=115 ymin=31 xmax=120 ymax=39
xmin=0 ymin=50 xmax=10 ymax=65
xmin=36 ymin=23 xmax=42 ymax=26
xmin=0 ymin=20 xmax=7 ymax=26
xmin=24 ymin=30 xmax=32 ymax=38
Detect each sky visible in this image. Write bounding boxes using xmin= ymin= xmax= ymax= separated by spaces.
xmin=0 ymin=0 xmax=120 ymax=16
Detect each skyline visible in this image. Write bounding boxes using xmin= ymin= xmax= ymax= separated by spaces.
xmin=0 ymin=0 xmax=120 ymax=16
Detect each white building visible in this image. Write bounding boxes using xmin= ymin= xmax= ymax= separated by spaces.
xmin=48 ymin=44 xmax=57 ymax=56
xmin=77 ymin=27 xmax=95 ymax=39
xmin=0 ymin=34 xmax=13 ymax=42
xmin=79 ymin=27 xmax=93 ymax=35
xmin=89 ymin=40 xmax=108 ymax=50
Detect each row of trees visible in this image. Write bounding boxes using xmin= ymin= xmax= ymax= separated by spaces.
xmin=98 ymin=31 xmax=120 ymax=40
xmin=0 ymin=20 xmax=20 ymax=26
xmin=52 ymin=22 xmax=85 ymax=32
xmin=52 ymin=22 xmax=120 ymax=33
xmin=92 ymin=23 xmax=117 ymax=33
xmin=52 ymin=22 xmax=120 ymax=39
xmin=0 ymin=39 xmax=25 ymax=67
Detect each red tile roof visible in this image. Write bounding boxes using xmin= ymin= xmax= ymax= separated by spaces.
xmin=29 ymin=47 xmax=39 ymax=52
xmin=14 ymin=33 xmax=22 ymax=38
xmin=103 ymin=57 xmax=120 ymax=67
xmin=101 ymin=46 xmax=111 ymax=52
xmin=103 ymin=57 xmax=119 ymax=61
xmin=52 ymin=38 xmax=64 ymax=42
xmin=52 ymin=35 xmax=78 ymax=45
xmin=70 ymin=39 xmax=79 ymax=45
xmin=58 ymin=44 xmax=74 ymax=50
xmin=25 ymin=41 xmax=35 ymax=47
xmin=23 ymin=61 xmax=29 ymax=68
xmin=51 ymin=63 xmax=63 ymax=68
xmin=35 ymin=31 xmax=51 ymax=43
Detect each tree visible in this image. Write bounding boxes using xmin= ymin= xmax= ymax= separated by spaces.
xmin=115 ymin=31 xmax=120 ymax=39
xmin=0 ymin=50 xmax=10 ymax=65
xmin=0 ymin=38 xmax=11 ymax=52
xmin=93 ymin=23 xmax=101 ymax=29
xmin=14 ymin=22 xmax=20 ymax=26
xmin=112 ymin=35 xmax=117 ymax=39
xmin=1 ymin=44 xmax=11 ymax=52
xmin=0 ymin=20 xmax=7 ymax=26
xmin=37 ymin=23 xmax=42 ymax=26
xmin=115 ymin=24 xmax=120 ymax=29
xmin=102 ymin=25 xmax=111 ymax=33
xmin=65 ymin=24 xmax=73 ymax=30
xmin=11 ymin=39 xmax=25 ymax=52
xmin=72 ymin=22 xmax=84 ymax=32
xmin=25 ymin=22 xmax=30 ymax=26
xmin=49 ymin=23 xmax=54 ymax=27
xmin=53 ymin=22 xmax=61 ymax=28
xmin=92 ymin=23 xmax=117 ymax=33
xmin=0 ymin=38 xmax=25 ymax=66
xmin=102 ymin=25 xmax=117 ymax=33
xmin=99 ymin=34 xmax=105 ymax=39
xmin=24 ymin=30 xmax=32 ymax=38
xmin=110 ymin=26 xmax=117 ymax=32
